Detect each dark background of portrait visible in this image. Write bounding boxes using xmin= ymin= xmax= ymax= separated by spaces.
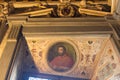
xmin=47 ymin=42 xmax=76 ymax=63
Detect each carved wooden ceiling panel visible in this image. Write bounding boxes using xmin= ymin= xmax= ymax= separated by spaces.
xmin=0 ymin=0 xmax=115 ymax=18
xmin=25 ymin=34 xmax=120 ymax=80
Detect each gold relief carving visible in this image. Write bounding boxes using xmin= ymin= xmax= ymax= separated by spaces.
xmin=57 ymin=4 xmax=75 ymax=17
xmin=0 ymin=2 xmax=8 ymax=20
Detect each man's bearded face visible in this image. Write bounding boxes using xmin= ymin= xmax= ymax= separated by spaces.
xmin=58 ymin=47 xmax=64 ymax=55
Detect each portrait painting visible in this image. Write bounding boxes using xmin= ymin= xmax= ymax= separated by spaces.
xmin=47 ymin=42 xmax=76 ymax=72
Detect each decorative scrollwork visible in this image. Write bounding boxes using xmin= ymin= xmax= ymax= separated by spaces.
xmin=57 ymin=3 xmax=75 ymax=17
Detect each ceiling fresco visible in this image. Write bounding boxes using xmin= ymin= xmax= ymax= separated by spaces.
xmin=25 ymin=34 xmax=120 ymax=80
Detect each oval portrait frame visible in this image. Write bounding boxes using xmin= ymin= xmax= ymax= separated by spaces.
xmin=44 ymin=39 xmax=80 ymax=74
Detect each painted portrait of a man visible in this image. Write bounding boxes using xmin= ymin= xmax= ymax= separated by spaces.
xmin=48 ymin=42 xmax=76 ymax=72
